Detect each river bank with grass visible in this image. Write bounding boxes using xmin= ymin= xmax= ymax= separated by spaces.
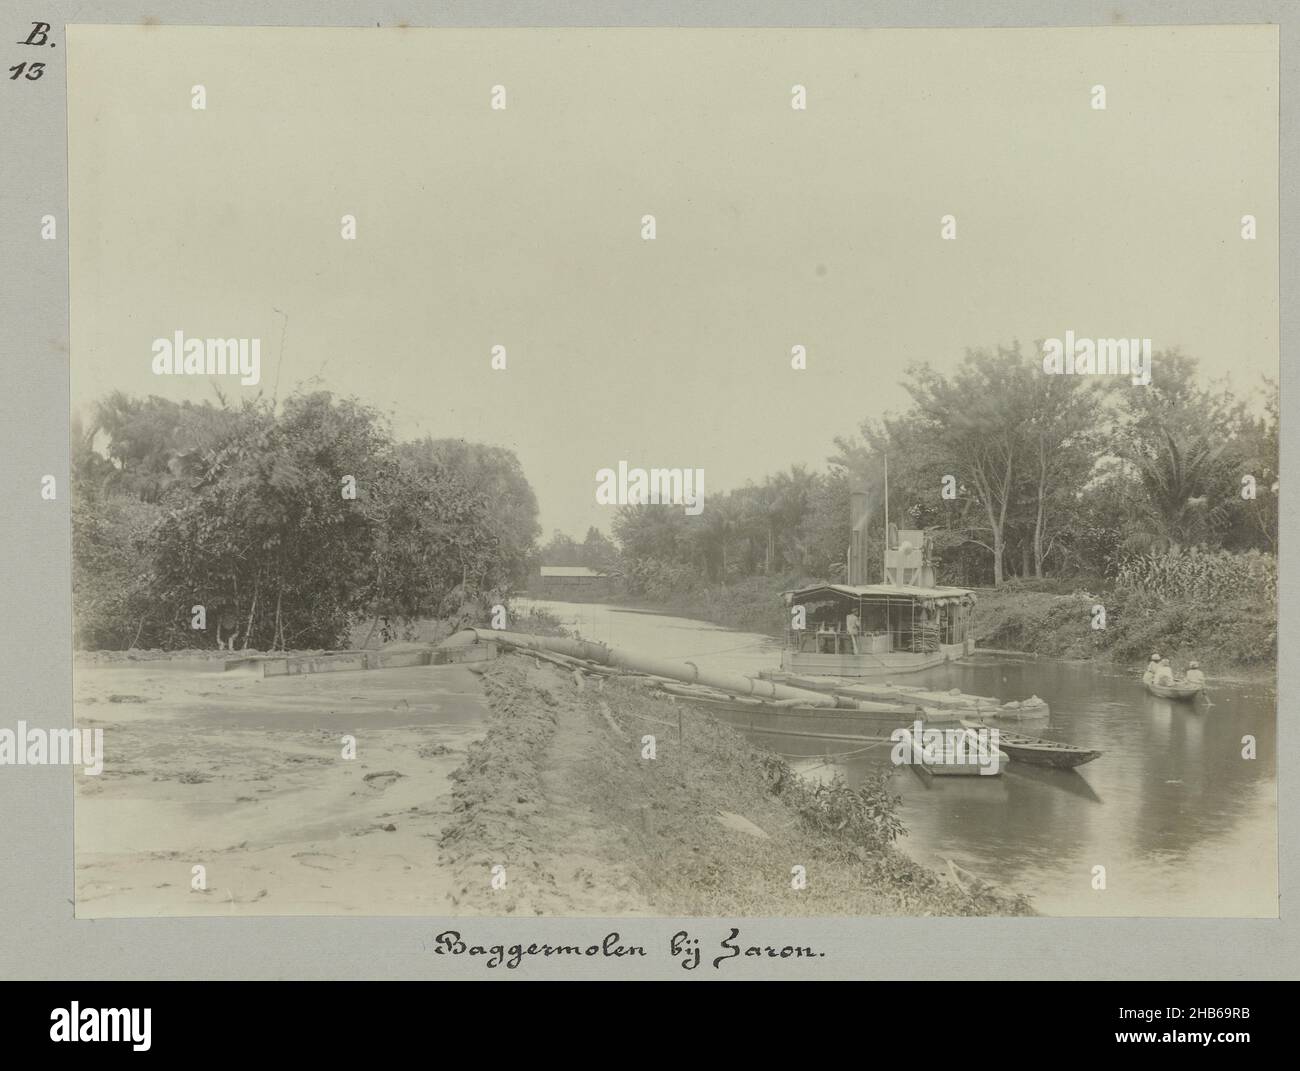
xmin=604 ymin=549 xmax=1276 ymax=678
xmin=438 ymin=654 xmax=1032 ymax=917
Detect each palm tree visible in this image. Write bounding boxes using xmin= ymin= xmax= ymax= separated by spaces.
xmin=1123 ymin=425 xmax=1231 ymax=551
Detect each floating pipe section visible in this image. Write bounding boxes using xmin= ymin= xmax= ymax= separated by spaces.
xmin=446 ymin=628 xmax=853 ymax=708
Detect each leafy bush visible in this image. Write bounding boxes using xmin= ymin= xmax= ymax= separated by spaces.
xmin=72 ymin=490 xmax=165 ymax=649
xmin=773 ymin=766 xmax=905 ymax=851
xmin=620 ymin=557 xmax=698 ymax=602
xmin=1106 ymin=587 xmax=1275 ymax=667
xmin=1113 ymin=548 xmax=1276 ymax=604
xmin=1105 ymin=549 xmax=1277 ymax=666
xmin=975 ymin=549 xmax=1278 ymax=669
xmin=73 ymin=390 xmax=540 ymax=651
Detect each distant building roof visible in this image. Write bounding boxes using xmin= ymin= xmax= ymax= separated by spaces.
xmin=539 ymin=565 xmax=608 ymax=578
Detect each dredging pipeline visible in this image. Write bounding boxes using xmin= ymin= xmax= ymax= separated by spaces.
xmin=445 ymin=628 xmax=882 ymax=711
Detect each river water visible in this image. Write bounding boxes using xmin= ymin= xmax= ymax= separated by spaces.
xmin=519 ymin=598 xmax=1278 ymax=917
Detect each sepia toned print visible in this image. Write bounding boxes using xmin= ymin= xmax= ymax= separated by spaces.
xmin=65 ymin=25 xmax=1278 ymax=918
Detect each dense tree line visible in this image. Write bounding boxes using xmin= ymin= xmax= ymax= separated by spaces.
xmin=561 ymin=348 xmax=1276 ymax=596
xmin=72 ymin=391 xmax=540 ymax=650
xmin=78 ymin=347 xmax=1276 ymax=651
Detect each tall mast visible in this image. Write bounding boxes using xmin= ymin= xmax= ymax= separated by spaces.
xmin=883 ymin=453 xmax=890 ymax=547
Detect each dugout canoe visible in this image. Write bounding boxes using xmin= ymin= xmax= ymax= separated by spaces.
xmin=959 ymin=719 xmax=1102 ymax=768
xmin=1144 ymin=680 xmax=1204 ymax=701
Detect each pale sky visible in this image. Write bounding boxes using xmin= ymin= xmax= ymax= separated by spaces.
xmin=68 ymin=25 xmax=1279 ymax=537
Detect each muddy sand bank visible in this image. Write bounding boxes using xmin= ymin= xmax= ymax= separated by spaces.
xmin=74 ymin=656 xmax=487 ymax=916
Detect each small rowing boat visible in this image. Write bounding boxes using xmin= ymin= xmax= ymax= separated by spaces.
xmin=1144 ymin=680 xmax=1203 ymax=701
xmin=960 ymin=719 xmax=1102 ymax=768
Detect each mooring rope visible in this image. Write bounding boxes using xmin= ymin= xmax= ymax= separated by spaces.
xmin=769 ymin=739 xmax=893 ymax=766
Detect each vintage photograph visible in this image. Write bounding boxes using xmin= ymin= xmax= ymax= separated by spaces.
xmin=66 ymin=25 xmax=1278 ymax=918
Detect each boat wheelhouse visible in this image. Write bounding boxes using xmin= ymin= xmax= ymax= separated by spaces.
xmin=780 ymin=527 xmax=976 ymax=677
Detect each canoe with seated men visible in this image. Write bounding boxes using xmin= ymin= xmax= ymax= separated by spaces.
xmin=1143 ymin=653 xmax=1206 ymax=700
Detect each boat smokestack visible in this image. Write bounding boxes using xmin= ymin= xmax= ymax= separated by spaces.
xmin=849 ymin=490 xmax=870 ymax=585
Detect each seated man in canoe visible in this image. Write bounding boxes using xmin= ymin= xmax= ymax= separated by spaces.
xmin=1153 ymin=658 xmax=1175 ymax=686
xmin=1143 ymin=652 xmax=1162 ymax=685
xmin=1184 ymin=661 xmax=1206 ymax=688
